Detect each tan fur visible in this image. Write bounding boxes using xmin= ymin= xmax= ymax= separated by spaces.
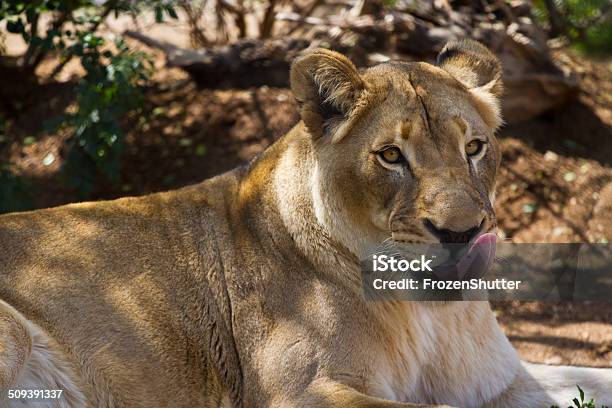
xmin=1 ymin=41 xmax=610 ymax=407
xmin=0 ymin=302 xmax=31 ymax=390
xmin=0 ymin=301 xmax=88 ymax=408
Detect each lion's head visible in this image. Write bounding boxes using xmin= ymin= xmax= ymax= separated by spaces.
xmin=290 ymin=40 xmax=503 ymax=258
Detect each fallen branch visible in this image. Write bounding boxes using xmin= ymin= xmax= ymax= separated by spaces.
xmin=125 ymin=30 xmax=309 ymax=88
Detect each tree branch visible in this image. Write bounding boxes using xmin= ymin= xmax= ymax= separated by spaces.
xmin=286 ymin=0 xmax=326 ymax=35
xmin=259 ymin=0 xmax=278 ymax=39
xmin=178 ymin=0 xmax=210 ymax=47
xmin=218 ymin=0 xmax=247 ymax=39
xmin=21 ymin=12 xmax=40 ymax=70
xmin=543 ymin=0 xmax=566 ymax=38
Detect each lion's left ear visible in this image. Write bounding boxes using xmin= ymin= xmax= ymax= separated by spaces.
xmin=437 ymin=39 xmax=503 ymax=129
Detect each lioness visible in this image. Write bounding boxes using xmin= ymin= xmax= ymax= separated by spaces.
xmin=0 ymin=40 xmax=610 ymax=408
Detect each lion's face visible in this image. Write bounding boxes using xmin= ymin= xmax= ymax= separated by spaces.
xmin=291 ymin=41 xmax=503 ymax=257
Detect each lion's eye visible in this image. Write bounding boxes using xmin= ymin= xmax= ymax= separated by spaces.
xmin=466 ymin=140 xmax=486 ymax=157
xmin=379 ymin=147 xmax=404 ymax=164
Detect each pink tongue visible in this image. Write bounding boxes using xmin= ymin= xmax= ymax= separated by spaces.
xmin=456 ymin=232 xmax=497 ymax=279
xmin=472 ymin=232 xmax=497 ymax=248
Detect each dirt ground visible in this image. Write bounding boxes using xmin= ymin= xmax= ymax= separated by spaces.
xmin=1 ymin=47 xmax=611 ymax=368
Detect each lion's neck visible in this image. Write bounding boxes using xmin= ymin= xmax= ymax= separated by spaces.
xmin=268 ymin=125 xmax=361 ymax=277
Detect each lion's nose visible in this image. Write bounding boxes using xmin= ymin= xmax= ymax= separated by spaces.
xmin=423 ymin=219 xmax=483 ymax=244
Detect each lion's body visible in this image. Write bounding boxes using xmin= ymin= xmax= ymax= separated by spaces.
xmin=0 ymin=130 xmax=513 ymax=407
xmin=1 ymin=42 xmax=611 ymax=407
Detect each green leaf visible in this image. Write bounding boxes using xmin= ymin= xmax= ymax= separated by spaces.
xmin=578 ymin=386 xmax=585 ymax=403
xmin=522 ymin=203 xmax=537 ymax=214
xmin=152 ymin=107 xmax=165 ymax=116
xmin=195 ymin=144 xmax=206 ymax=157
xmin=165 ymin=5 xmax=178 ymax=19
xmin=6 ymin=19 xmax=25 ymax=34
xmin=23 ymin=136 xmax=36 ymax=145
xmin=154 ymin=6 xmax=163 ymax=23
xmin=179 ymin=137 xmax=192 ymax=147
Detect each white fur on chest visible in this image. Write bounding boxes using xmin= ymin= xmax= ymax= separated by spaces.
xmin=370 ymin=302 xmax=520 ymax=408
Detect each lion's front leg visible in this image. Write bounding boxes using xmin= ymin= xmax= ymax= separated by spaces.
xmin=293 ymin=377 xmax=454 ymax=408
xmin=244 ymin=327 xmax=454 ymax=408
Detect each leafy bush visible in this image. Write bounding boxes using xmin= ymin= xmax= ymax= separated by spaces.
xmin=0 ymin=0 xmax=177 ymax=198
xmin=551 ymin=385 xmax=610 ymax=408
xmin=56 ymin=36 xmax=152 ymax=195
xmin=533 ymin=0 xmax=612 ymax=54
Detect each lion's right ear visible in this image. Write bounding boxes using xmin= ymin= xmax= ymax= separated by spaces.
xmin=290 ymin=48 xmax=364 ymax=140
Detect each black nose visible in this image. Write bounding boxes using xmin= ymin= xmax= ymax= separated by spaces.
xmin=424 ymin=219 xmax=481 ymax=244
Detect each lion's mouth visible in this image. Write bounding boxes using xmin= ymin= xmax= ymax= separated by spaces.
xmin=389 ymin=231 xmax=497 ymax=280
xmin=427 ymin=232 xmax=497 ymax=280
